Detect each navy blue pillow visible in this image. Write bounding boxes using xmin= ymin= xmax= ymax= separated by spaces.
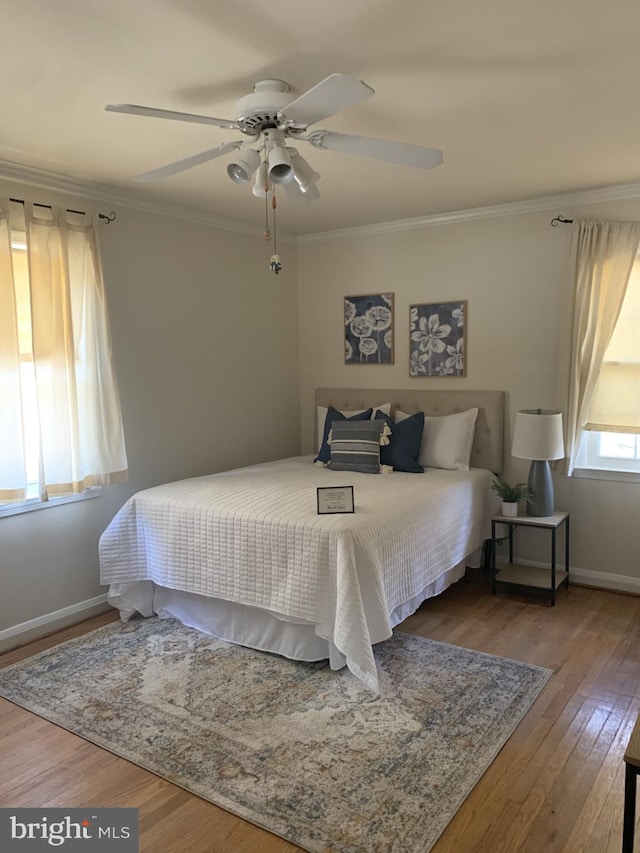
xmin=375 ymin=410 xmax=425 ymax=473
xmin=315 ymin=406 xmax=373 ymax=464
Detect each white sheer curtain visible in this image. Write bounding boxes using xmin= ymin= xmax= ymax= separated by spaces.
xmin=585 ymin=258 xmax=640 ymax=433
xmin=558 ymin=218 xmax=640 ymax=475
xmin=0 ymin=198 xmax=127 ymax=503
xmin=0 ymin=207 xmax=25 ymax=500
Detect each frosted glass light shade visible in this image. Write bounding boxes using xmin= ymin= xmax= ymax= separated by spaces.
xmin=252 ymin=162 xmax=270 ymax=198
xmin=512 ymin=410 xmax=564 ymax=461
xmin=226 ymin=148 xmax=261 ymax=184
xmin=289 ymin=148 xmax=320 ymax=193
xmin=283 ymin=180 xmax=320 ymax=203
xmin=268 ymin=145 xmax=294 ymax=184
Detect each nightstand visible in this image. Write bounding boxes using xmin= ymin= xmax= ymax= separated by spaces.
xmin=490 ymin=511 xmax=570 ymax=606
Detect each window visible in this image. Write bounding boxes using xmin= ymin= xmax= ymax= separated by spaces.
xmin=8 ymin=232 xmax=44 ymax=506
xmin=0 ymin=199 xmax=128 ymax=515
xmin=576 ymin=430 xmax=640 ymax=476
xmin=575 ymin=249 xmax=640 ymax=476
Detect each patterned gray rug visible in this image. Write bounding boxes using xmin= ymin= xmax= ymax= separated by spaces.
xmin=0 ymin=617 xmax=551 ymax=853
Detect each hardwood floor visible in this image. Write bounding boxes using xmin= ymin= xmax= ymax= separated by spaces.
xmin=1 ymin=572 xmax=639 ymax=852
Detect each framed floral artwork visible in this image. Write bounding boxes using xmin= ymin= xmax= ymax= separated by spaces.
xmin=344 ymin=293 xmax=394 ymax=364
xmin=409 ymin=301 xmax=466 ymax=377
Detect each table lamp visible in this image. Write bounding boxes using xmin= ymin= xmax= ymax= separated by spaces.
xmin=511 ymin=409 xmax=564 ymax=517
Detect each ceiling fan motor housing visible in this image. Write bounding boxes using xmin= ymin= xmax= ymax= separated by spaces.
xmin=234 ymin=80 xmax=294 ymax=134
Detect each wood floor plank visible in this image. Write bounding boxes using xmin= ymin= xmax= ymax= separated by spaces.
xmin=519 ymin=702 xmax=623 ymax=852
xmin=560 ymin=700 xmax=640 ymax=853
xmin=1 ymin=571 xmax=638 ymax=852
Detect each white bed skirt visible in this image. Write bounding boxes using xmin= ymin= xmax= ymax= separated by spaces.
xmin=107 ymin=548 xmax=480 ymax=672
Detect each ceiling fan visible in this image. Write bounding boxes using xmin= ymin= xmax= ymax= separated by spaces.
xmin=105 ymin=73 xmax=444 ymax=204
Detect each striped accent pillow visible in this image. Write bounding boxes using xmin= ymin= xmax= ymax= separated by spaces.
xmin=327 ymin=420 xmax=388 ymax=473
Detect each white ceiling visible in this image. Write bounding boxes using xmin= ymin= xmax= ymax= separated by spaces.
xmin=4 ymin=0 xmax=640 ymax=236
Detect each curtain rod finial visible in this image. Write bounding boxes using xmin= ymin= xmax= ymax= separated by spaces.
xmin=551 ymin=215 xmax=574 ymax=227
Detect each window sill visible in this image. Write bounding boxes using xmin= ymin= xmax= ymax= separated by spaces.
xmin=0 ymin=488 xmax=102 ymax=518
xmin=572 ymin=467 xmax=640 ymax=484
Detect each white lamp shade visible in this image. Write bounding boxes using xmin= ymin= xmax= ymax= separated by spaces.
xmin=512 ymin=409 xmax=565 ymax=461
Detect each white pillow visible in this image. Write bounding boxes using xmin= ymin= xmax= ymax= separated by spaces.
xmin=396 ymin=408 xmax=478 ymax=470
xmin=316 ymin=403 xmax=391 ymax=452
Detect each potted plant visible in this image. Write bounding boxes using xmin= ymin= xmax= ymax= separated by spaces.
xmin=491 ymin=477 xmax=532 ymax=517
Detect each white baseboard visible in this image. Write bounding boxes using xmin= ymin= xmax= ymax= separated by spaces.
xmin=567 ymin=568 xmax=640 ymax=595
xmin=495 ymin=556 xmax=640 ymax=596
xmin=0 ymin=594 xmax=112 ymax=654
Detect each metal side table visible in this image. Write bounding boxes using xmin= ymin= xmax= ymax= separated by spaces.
xmin=490 ymin=511 xmax=570 ymax=606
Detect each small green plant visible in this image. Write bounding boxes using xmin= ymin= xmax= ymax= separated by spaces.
xmin=491 ymin=477 xmax=533 ymax=503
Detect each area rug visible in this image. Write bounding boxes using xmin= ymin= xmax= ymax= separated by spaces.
xmin=0 ymin=617 xmax=551 ymax=853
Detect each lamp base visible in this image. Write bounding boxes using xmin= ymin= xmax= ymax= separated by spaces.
xmin=526 ymin=460 xmax=554 ymax=517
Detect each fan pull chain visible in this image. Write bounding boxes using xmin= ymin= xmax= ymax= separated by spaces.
xmin=262 ymin=156 xmax=271 ymax=242
xmin=270 ymin=191 xmax=282 ymax=274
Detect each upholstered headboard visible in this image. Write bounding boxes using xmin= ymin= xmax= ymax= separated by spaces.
xmin=314 ymin=388 xmax=505 ymax=474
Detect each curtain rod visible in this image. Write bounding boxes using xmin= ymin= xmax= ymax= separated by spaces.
xmin=550 ymin=215 xmax=574 ymax=227
xmin=9 ymin=197 xmax=116 ymax=225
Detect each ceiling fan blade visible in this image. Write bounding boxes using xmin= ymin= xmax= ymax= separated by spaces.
xmin=278 ymin=74 xmax=374 ymax=129
xmin=105 ymin=103 xmax=239 ymax=131
xmin=134 ymin=141 xmax=244 ymax=182
xmin=306 ymin=131 xmax=443 ymax=170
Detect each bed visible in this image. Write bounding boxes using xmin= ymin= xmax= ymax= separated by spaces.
xmin=100 ymin=388 xmax=504 ymax=692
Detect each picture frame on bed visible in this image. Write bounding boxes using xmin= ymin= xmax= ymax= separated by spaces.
xmin=409 ymin=300 xmax=466 ymax=377
xmin=317 ymin=486 xmax=355 ymax=514
xmin=344 ymin=293 xmax=394 ymax=365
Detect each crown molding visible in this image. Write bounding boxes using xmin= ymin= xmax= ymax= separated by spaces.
xmin=0 ymin=158 xmax=297 ymax=243
xmin=297 ymin=180 xmax=640 ymax=244
xmin=3 ymin=157 xmax=640 ymax=247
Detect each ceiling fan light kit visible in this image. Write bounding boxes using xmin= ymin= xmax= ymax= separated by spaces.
xmin=226 ymin=148 xmax=261 ymax=184
xmin=266 ymin=136 xmax=294 ymax=185
xmin=251 ymin=162 xmax=269 ymax=199
xmin=106 ymin=73 xmax=443 ymax=273
xmin=282 ymin=172 xmax=320 ymax=204
xmin=288 ymin=148 xmax=320 ymax=194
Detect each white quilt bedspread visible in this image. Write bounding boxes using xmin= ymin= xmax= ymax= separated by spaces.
xmin=99 ymin=455 xmax=495 ymax=692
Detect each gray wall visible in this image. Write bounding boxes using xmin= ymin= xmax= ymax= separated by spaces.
xmin=297 ymin=199 xmax=640 ymax=591
xmin=0 ymin=182 xmax=300 ymax=637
